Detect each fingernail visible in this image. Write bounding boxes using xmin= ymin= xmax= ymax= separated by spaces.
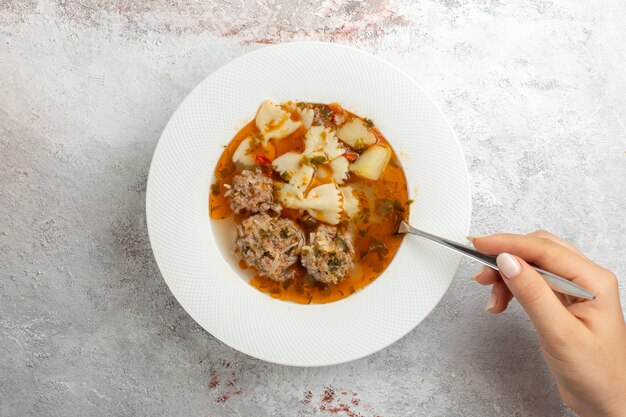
xmin=496 ymin=253 xmax=522 ymax=279
xmin=471 ymin=266 xmax=487 ymax=281
xmin=485 ymin=292 xmax=497 ymax=312
xmin=467 ymin=235 xmax=480 ymax=242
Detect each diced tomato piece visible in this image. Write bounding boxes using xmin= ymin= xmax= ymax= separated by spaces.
xmin=255 ymin=154 xmax=272 ymax=165
xmin=344 ymin=150 xmax=359 ymax=162
xmin=328 ymin=103 xmax=345 ymax=115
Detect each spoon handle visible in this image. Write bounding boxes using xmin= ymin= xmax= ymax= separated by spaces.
xmin=398 ymin=221 xmax=595 ymax=300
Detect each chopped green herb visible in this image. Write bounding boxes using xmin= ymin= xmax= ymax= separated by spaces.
xmin=313 ymin=247 xmax=321 ymax=258
xmin=352 ymin=208 xmax=370 ymax=224
xmin=353 ymin=137 xmax=366 ymax=150
xmin=407 ymin=199 xmax=414 ymax=205
xmin=328 ymin=253 xmax=342 ymax=273
xmin=285 ymin=246 xmax=295 ymax=256
xmin=249 ymin=134 xmax=262 ymax=147
xmin=363 ymin=118 xmax=374 ymax=127
xmin=210 ymin=183 xmax=220 ymax=195
xmin=259 ymin=228 xmax=269 ymax=238
xmin=296 ymin=102 xmax=307 ymax=109
xmin=280 ymin=227 xmax=290 ymax=238
xmin=318 ymin=105 xmax=333 ymax=121
xmin=359 ymin=228 xmax=368 ymax=237
xmin=302 ymin=155 xmax=328 ymax=166
xmin=377 ymin=198 xmax=405 ymax=216
xmin=336 ymin=237 xmax=349 ymax=252
xmin=280 ymin=171 xmax=292 ymax=182
xmin=309 ymin=155 xmax=327 ymax=165
xmin=369 ymin=240 xmax=387 ymax=252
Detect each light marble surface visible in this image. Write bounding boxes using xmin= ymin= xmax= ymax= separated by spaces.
xmin=1 ymin=1 xmax=625 ymax=416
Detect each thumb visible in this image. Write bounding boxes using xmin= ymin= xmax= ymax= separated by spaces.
xmin=496 ymin=253 xmax=575 ymax=337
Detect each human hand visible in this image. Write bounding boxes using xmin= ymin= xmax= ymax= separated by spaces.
xmin=471 ymin=231 xmax=626 ymax=417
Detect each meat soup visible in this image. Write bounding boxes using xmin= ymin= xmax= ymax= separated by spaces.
xmin=210 ymin=100 xmax=410 ymax=304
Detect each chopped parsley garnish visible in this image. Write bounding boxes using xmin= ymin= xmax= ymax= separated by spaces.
xmin=364 ymin=118 xmax=374 ymax=127
xmin=280 ymin=171 xmax=292 ymax=182
xmin=309 ymin=155 xmax=328 ymax=165
xmin=259 ymin=228 xmax=269 ymax=238
xmin=407 ymin=199 xmax=414 ymax=205
xmin=302 ymin=155 xmax=328 ymax=166
xmin=296 ymin=102 xmax=307 ymax=109
xmin=369 ymin=240 xmax=387 ymax=252
xmin=377 ymin=198 xmax=405 ymax=216
xmin=369 ymin=239 xmax=389 ymax=260
xmin=280 ymin=227 xmax=290 ymax=238
xmin=252 ymin=134 xmax=263 ymax=146
xmin=328 ymin=253 xmax=342 ymax=273
xmin=336 ymin=237 xmax=349 ymax=252
xmin=318 ymin=105 xmax=333 ymax=121
xmin=210 ymin=183 xmax=220 ymax=195
xmin=353 ymin=137 xmax=366 ymax=150
xmin=359 ymin=228 xmax=368 ymax=237
xmin=352 ymin=208 xmax=370 ymax=224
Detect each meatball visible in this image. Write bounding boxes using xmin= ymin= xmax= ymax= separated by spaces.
xmin=225 ymin=168 xmax=281 ymax=214
xmin=301 ymin=225 xmax=354 ymax=285
xmin=236 ymin=213 xmax=304 ymax=281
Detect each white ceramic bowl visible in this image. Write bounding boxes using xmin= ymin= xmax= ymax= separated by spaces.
xmin=146 ymin=42 xmax=471 ymax=366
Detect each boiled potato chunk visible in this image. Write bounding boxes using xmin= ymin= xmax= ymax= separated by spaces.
xmin=350 ymin=145 xmax=391 ymax=180
xmin=336 ymin=119 xmax=377 ymax=149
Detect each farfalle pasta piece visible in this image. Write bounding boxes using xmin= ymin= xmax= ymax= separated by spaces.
xmin=302 ymin=183 xmax=343 ymax=225
xmin=272 ymin=151 xmax=315 ymax=194
xmin=275 ymin=183 xmax=302 ymax=209
xmin=276 ymin=183 xmax=343 ymax=225
xmin=304 ymin=126 xmax=345 ymax=161
xmin=298 ymin=107 xmax=315 ymax=130
xmin=232 ymin=136 xmax=256 ymax=166
xmin=255 ymin=100 xmax=301 ymax=141
xmin=340 ymin=186 xmax=360 ymax=218
xmin=329 ymin=156 xmax=349 ymax=184
xmin=272 ymin=151 xmax=300 ymax=181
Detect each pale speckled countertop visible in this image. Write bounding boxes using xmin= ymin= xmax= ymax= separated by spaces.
xmin=1 ymin=1 xmax=625 ymax=416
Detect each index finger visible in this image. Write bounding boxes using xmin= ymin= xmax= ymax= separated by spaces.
xmin=471 ymin=234 xmax=609 ymax=297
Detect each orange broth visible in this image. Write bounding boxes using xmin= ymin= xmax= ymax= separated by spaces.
xmin=210 ymin=103 xmax=410 ymax=304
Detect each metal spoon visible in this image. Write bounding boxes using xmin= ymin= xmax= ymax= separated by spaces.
xmin=398 ymin=221 xmax=595 ymax=300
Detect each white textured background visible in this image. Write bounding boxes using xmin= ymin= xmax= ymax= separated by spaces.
xmin=1 ymin=1 xmax=625 ymax=416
